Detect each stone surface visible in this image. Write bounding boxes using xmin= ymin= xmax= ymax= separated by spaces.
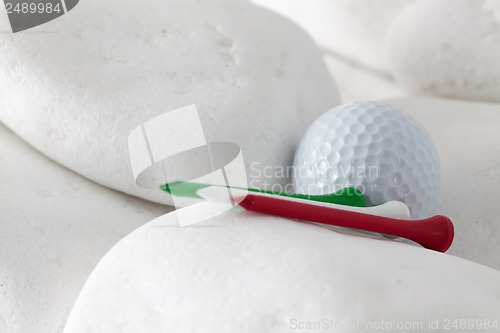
xmin=387 ymin=97 xmax=500 ymax=270
xmin=386 ymin=0 xmax=500 ymax=103
xmin=64 ymin=204 xmax=500 ymax=333
xmin=0 ymin=123 xmax=170 ymax=333
xmin=323 ymin=52 xmax=408 ymax=103
xmin=252 ymin=0 xmax=415 ymax=73
xmin=0 ymin=0 xmax=339 ymax=206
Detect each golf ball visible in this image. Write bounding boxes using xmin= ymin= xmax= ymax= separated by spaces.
xmin=293 ymin=101 xmax=441 ymax=219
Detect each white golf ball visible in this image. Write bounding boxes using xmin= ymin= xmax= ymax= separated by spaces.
xmin=293 ymin=101 xmax=441 ymax=219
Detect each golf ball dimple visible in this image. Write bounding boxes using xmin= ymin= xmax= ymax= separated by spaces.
xmin=293 ymin=101 xmax=441 ymax=219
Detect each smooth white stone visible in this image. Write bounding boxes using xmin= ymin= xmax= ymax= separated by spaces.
xmin=64 ymin=203 xmax=500 ymax=333
xmin=0 ymin=123 xmax=170 ymax=333
xmin=252 ymin=0 xmax=416 ymax=73
xmin=0 ymin=0 xmax=339 ymax=206
xmin=386 ymin=0 xmax=500 ymax=103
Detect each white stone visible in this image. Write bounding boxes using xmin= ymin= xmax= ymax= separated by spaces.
xmin=0 ymin=0 xmax=339 ymax=207
xmin=64 ymin=204 xmax=500 ymax=333
xmin=386 ymin=0 xmax=500 ymax=103
xmin=252 ymin=0 xmax=416 ymax=73
xmin=323 ymin=53 xmax=409 ymax=105
xmin=0 ymin=123 xmax=170 ymax=333
xmin=386 ymin=97 xmax=500 ymax=270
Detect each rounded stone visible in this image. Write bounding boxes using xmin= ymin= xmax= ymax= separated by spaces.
xmin=386 ymin=0 xmax=500 ymax=103
xmin=63 ymin=204 xmax=500 ymax=333
xmin=0 ymin=0 xmax=340 ymax=206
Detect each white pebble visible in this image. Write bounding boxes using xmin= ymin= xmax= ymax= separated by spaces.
xmin=64 ymin=203 xmax=500 ymax=333
xmin=0 ymin=0 xmax=339 ymax=206
xmin=386 ymin=0 xmax=500 ymax=103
